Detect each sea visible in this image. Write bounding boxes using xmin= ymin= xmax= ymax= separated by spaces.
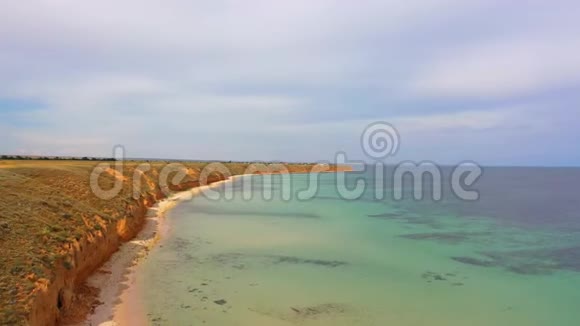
xmin=133 ymin=167 xmax=580 ymax=325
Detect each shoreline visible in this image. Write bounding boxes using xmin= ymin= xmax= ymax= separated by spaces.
xmin=1 ymin=162 xmax=350 ymax=325
xmin=80 ymin=176 xmax=244 ymax=325
xmin=75 ymin=168 xmax=352 ymax=325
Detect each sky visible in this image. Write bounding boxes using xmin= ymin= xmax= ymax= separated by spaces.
xmin=1 ymin=0 xmax=579 ymax=166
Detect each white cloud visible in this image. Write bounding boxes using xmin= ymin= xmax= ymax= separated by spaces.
xmin=411 ymin=36 xmax=580 ymax=98
xmin=391 ymin=108 xmax=518 ymax=131
xmin=0 ymin=0 xmax=482 ymax=88
xmin=0 ymin=0 xmax=474 ymax=49
xmin=273 ymin=106 xmax=525 ymax=133
xmin=2 ymin=70 xmax=309 ymax=158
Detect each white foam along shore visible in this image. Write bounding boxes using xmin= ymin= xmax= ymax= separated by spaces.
xmin=81 ymin=175 xmax=245 ymax=326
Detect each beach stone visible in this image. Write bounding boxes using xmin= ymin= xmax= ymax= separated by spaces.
xmin=214 ymin=299 xmax=227 ymax=305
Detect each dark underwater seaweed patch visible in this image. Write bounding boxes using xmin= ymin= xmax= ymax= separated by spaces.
xmin=270 ymin=255 xmax=348 ymax=268
xmin=401 ymin=232 xmax=466 ymax=244
xmin=400 ymin=231 xmax=491 ymax=244
xmin=421 ymin=270 xmax=466 ymax=286
xmin=288 ymin=303 xmax=348 ymax=319
xmin=208 ymin=252 xmax=348 ymax=269
xmin=481 ymin=246 xmax=580 ymax=275
xmin=193 ymin=206 xmax=320 ymax=219
xmin=367 ymin=212 xmax=406 ymax=219
xmin=551 ymin=246 xmax=580 ymax=271
xmin=452 ymin=256 xmax=497 ymax=267
xmin=505 ymin=264 xmax=555 ymax=275
xmin=452 ymin=246 xmax=580 ymax=275
xmin=452 ymin=254 xmax=554 ymax=275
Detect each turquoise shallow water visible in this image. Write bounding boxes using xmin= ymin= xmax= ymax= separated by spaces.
xmin=137 ymin=169 xmax=580 ymax=325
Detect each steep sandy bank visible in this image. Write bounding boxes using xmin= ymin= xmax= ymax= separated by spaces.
xmin=0 ymin=161 xmax=350 ymax=325
xmin=28 ymin=175 xmax=227 ymax=326
xmin=82 ymin=177 xmax=237 ymax=325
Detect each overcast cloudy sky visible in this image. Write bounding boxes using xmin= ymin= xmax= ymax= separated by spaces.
xmin=1 ymin=0 xmax=579 ymax=166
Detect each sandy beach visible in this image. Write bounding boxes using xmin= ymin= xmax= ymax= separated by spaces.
xmin=81 ymin=177 xmax=240 ymax=326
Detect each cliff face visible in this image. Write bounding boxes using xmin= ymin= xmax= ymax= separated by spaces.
xmin=27 ymin=192 xmax=154 ymax=325
xmin=0 ymin=161 xmax=344 ymax=325
xmin=26 ymin=176 xmax=223 ymax=326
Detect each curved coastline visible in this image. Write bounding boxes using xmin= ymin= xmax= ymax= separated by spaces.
xmin=79 ymin=170 xmax=352 ymax=325
xmin=19 ymin=165 xmax=351 ymax=326
xmin=81 ymin=175 xmax=244 ymax=325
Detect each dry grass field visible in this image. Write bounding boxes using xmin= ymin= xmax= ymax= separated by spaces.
xmin=0 ymin=160 xmax=323 ymax=325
